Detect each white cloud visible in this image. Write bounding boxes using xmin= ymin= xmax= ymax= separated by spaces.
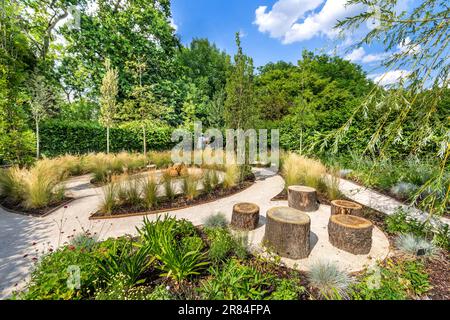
xmin=169 ymin=18 xmax=178 ymax=32
xmin=255 ymin=0 xmax=365 ymax=44
xmin=369 ymin=70 xmax=411 ymax=86
xmin=397 ymin=37 xmax=421 ymax=54
xmin=344 ymin=47 xmax=389 ymax=64
xmin=254 ymin=0 xmax=323 ymax=38
xmin=344 ymin=47 xmax=365 ymax=62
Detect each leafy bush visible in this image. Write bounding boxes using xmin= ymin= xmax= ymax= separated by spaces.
xmin=20 ymin=247 xmax=101 ymax=300
xmin=146 ymin=284 xmax=175 ymax=300
xmin=269 ymin=277 xmax=306 ymax=300
xmin=351 ymin=259 xmax=430 ymax=300
xmin=203 ymin=212 xmax=228 ymax=228
xmin=97 ymin=240 xmax=154 ymax=287
xmin=70 ymin=233 xmax=98 ymax=250
xmin=307 ymin=261 xmax=353 ymax=299
xmin=205 ymin=227 xmax=248 ymax=263
xmin=199 ymin=259 xmax=273 ymax=300
xmin=39 ymin=120 xmax=174 ymax=157
xmin=138 ymin=216 xmax=207 ymax=282
xmin=395 ymin=233 xmax=437 ymax=257
xmin=94 ymin=273 xmax=153 ymax=300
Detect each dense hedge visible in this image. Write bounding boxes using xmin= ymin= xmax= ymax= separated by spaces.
xmin=40 ymin=120 xmax=175 ymax=157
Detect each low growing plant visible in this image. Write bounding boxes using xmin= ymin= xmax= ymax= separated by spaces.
xmin=203 ymin=212 xmax=228 ymax=228
xmin=307 ymin=261 xmax=353 ymax=300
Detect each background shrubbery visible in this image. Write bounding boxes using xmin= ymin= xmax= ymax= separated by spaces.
xmin=39 ymin=120 xmax=174 ymax=157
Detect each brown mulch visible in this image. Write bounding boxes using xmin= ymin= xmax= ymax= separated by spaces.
xmin=425 ymin=253 xmax=450 ymax=300
xmin=91 ymin=180 xmax=255 ymax=218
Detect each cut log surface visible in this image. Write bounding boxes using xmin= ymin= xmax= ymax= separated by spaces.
xmin=264 ymin=206 xmax=311 ymax=259
xmin=328 ymin=214 xmax=373 ymax=255
xmin=231 ymin=202 xmax=260 ymax=230
xmin=288 ymin=185 xmax=319 ymax=212
xmin=331 ymin=200 xmax=363 ymax=216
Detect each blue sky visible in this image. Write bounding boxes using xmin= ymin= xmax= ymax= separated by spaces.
xmin=171 ymin=0 xmax=418 ymax=85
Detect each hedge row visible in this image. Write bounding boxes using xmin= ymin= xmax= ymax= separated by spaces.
xmin=40 ymin=120 xmax=175 ymax=157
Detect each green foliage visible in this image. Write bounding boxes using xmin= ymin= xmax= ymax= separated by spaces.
xmin=70 ymin=233 xmax=98 ymax=251
xmin=142 ymin=176 xmax=158 ymax=209
xmin=20 ymin=247 xmax=100 ymax=300
xmin=269 ymin=277 xmax=306 ymax=300
xmin=203 ymin=212 xmax=228 ymax=228
xmin=224 ymin=33 xmax=256 ymax=130
xmin=39 ymin=120 xmax=173 ymax=157
xmin=138 ymin=216 xmax=207 ymax=282
xmin=97 ymin=240 xmax=154 ymax=287
xmin=395 ymin=234 xmax=437 ymax=258
xmin=204 ymin=227 xmax=248 ymax=263
xmin=307 ymin=261 xmax=353 ymax=300
xmin=94 ymin=273 xmax=153 ymax=300
xmin=146 ymin=284 xmax=175 ymax=300
xmin=199 ymin=259 xmax=272 ymax=300
xmin=351 ymin=259 xmax=431 ymax=300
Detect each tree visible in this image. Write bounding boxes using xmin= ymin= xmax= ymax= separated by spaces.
xmin=58 ymin=0 xmax=180 ymax=101
xmin=178 ymin=38 xmax=230 ymax=99
xmin=99 ymin=59 xmax=118 ymax=154
xmin=29 ymin=73 xmax=53 ymax=158
xmin=331 ymin=0 xmax=449 ymax=215
xmin=224 ymin=32 xmax=256 ymax=130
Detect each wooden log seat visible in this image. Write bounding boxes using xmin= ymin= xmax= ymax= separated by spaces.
xmin=264 ymin=206 xmax=311 ymax=259
xmin=231 ymin=202 xmax=260 ymax=230
xmin=328 ymin=214 xmax=373 ymax=255
xmin=288 ymin=185 xmax=319 ymax=212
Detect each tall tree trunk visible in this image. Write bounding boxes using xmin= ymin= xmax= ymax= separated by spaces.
xmin=143 ymin=125 xmax=147 ymax=156
xmin=107 ymin=126 xmax=110 ymax=154
xmin=36 ymin=120 xmax=40 ymax=159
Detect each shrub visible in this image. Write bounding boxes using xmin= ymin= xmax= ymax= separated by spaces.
xmin=70 ymin=233 xmax=98 ymax=250
xmin=147 ymin=284 xmax=175 ymax=300
xmin=20 ymin=246 xmax=100 ymax=300
xmin=202 ymin=170 xmax=213 ymax=194
xmin=39 ymin=120 xmax=174 ymax=157
xmin=117 ymin=175 xmax=142 ymax=207
xmin=269 ymin=277 xmax=306 ymax=300
xmin=385 ymin=209 xmax=430 ymax=237
xmin=199 ymin=259 xmax=273 ymax=300
xmin=390 ymin=182 xmax=418 ymax=200
xmin=142 ymin=175 xmax=158 ymax=209
xmin=162 ymin=171 xmax=176 ymax=200
xmin=307 ymin=261 xmax=353 ymax=299
xmin=203 ymin=212 xmax=228 ymax=228
xmin=22 ymin=162 xmax=65 ymax=209
xmin=351 ymin=259 xmax=430 ymax=300
xmin=223 ymin=164 xmax=239 ymax=189
xmin=94 ymin=273 xmax=153 ymax=300
xmin=395 ymin=234 xmax=437 ymax=258
xmin=148 ymin=151 xmax=173 ymax=168
xmin=138 ymin=216 xmax=207 ymax=282
xmin=281 ymin=152 xmax=326 ymax=189
xmin=182 ymin=173 xmax=200 ymax=200
xmin=97 ymin=240 xmax=154 ymax=287
xmin=0 ymin=167 xmax=25 ymax=204
xmin=205 ymin=227 xmax=248 ymax=263
xmin=100 ymin=182 xmax=118 ymax=215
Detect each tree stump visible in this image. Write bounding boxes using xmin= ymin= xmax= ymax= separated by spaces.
xmin=288 ymin=186 xmax=319 ymax=212
xmin=328 ymin=214 xmax=373 ymax=255
xmin=264 ymin=206 xmax=310 ymax=259
xmin=331 ymin=200 xmax=363 ymax=216
xmin=231 ymin=203 xmax=260 ymax=230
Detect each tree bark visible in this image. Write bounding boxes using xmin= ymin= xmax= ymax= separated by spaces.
xmin=330 ymin=200 xmax=363 ymax=216
xmin=328 ymin=214 xmax=373 ymax=255
xmin=288 ymin=186 xmax=319 ymax=212
xmin=264 ymin=206 xmax=310 ymax=259
xmin=231 ymin=202 xmax=259 ymax=230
